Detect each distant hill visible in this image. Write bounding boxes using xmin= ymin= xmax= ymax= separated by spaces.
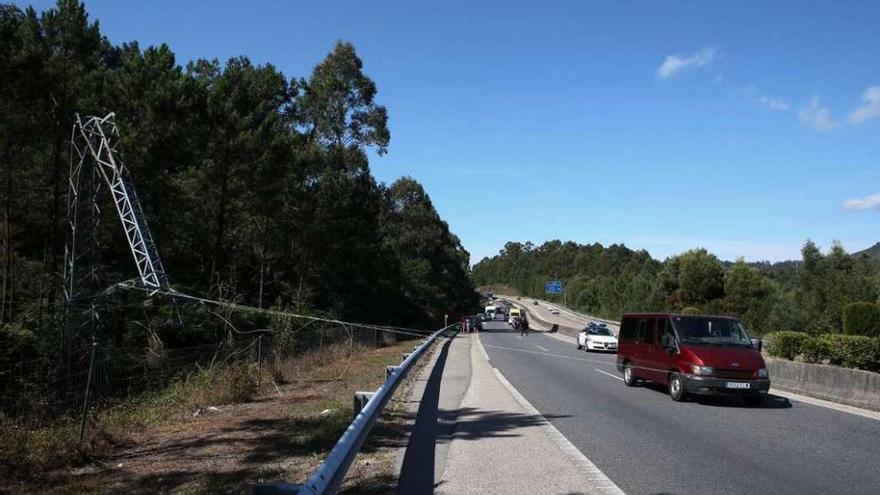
xmin=854 ymin=242 xmax=880 ymax=259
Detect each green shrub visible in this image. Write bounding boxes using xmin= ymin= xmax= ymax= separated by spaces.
xmin=818 ymin=334 xmax=880 ymax=371
xmin=791 ymin=334 xmax=880 ymax=372
xmin=680 ymin=306 xmax=701 ymax=315
xmin=766 ymin=331 xmax=809 ymax=360
xmin=842 ymin=302 xmax=880 ymax=337
xmin=800 ymin=335 xmax=834 ymax=364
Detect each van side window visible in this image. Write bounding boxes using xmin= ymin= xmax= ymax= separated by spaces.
xmin=620 ymin=317 xmax=637 ymax=339
xmin=636 ymin=318 xmax=654 ymax=343
xmin=658 ymin=318 xmax=672 ymax=345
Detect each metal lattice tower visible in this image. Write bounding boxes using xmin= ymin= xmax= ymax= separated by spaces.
xmin=70 ymin=113 xmax=170 ymax=292
xmin=61 ymin=113 xmax=172 ymax=405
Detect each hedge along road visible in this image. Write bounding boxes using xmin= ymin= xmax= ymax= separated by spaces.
xmin=477 ymin=321 xmax=880 ymax=495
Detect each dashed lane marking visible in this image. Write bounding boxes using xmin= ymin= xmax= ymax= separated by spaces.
xmin=595 ymin=369 xmax=624 ymax=381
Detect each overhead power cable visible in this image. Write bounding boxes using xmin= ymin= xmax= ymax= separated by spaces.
xmin=116 ymin=284 xmax=431 ymax=338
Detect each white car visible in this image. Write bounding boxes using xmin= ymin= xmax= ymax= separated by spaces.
xmin=577 ymin=326 xmax=618 ymax=352
xmin=550 ymin=308 xmax=560 ymax=315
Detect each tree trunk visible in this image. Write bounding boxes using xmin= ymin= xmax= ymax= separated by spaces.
xmin=43 ymin=135 xmax=65 ymax=327
xmin=2 ymin=145 xmax=12 ymax=323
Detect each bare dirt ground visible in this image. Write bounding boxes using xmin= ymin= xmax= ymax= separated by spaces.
xmin=25 ymin=340 xmax=433 ymax=495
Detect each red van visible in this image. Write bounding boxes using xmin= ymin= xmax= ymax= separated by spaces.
xmin=615 ymin=313 xmax=770 ymax=405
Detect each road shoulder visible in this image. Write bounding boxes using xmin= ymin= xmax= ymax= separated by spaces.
xmin=435 ymin=333 xmax=623 ymax=495
xmin=395 ymin=333 xmax=472 ymax=493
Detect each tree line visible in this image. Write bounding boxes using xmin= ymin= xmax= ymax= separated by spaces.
xmin=473 ymin=239 xmax=880 ymax=336
xmin=0 ymin=0 xmax=476 ymax=368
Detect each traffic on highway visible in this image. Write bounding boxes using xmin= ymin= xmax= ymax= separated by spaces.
xmin=473 ymin=310 xmax=879 ymax=495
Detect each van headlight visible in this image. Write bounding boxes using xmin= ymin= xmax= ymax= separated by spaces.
xmin=692 ymin=365 xmax=714 ymax=376
xmin=757 ymin=368 xmax=769 ymax=378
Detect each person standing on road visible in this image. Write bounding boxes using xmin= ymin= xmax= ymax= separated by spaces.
xmin=519 ymin=317 xmax=529 ymax=336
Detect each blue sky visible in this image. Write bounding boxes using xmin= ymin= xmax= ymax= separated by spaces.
xmin=21 ymin=0 xmax=880 ymax=264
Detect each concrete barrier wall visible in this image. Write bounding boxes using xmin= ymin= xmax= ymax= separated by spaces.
xmin=765 ymin=356 xmax=880 ymax=411
xmin=510 ymin=302 xmax=580 ymax=336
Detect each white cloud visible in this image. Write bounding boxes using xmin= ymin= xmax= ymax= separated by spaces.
xmin=759 ymin=96 xmax=790 ymax=111
xmin=847 ymin=85 xmax=880 ymax=124
xmin=798 ymin=96 xmax=836 ymax=131
xmin=843 ymin=193 xmax=880 ymax=211
xmin=656 ymin=48 xmax=718 ymax=80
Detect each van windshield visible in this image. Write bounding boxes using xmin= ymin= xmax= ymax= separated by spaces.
xmin=670 ymin=316 xmax=751 ymax=347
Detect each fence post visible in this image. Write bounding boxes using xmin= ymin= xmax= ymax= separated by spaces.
xmin=78 ymin=339 xmax=99 ymax=446
xmin=257 ymin=335 xmax=263 ymax=387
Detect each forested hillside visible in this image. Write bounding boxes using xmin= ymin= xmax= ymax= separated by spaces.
xmin=473 ymin=240 xmax=880 ymax=335
xmin=0 ymin=1 xmax=475 ymax=359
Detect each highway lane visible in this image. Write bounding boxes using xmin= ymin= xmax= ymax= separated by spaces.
xmin=499 ymin=295 xmax=619 ymax=335
xmin=479 ymin=321 xmax=880 ymax=495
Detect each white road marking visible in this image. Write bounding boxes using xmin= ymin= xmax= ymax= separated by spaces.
xmin=490 ymin=364 xmax=626 ymax=495
xmin=595 ymin=369 xmax=624 ymax=381
xmin=483 ymin=343 xmax=618 ymax=367
xmin=476 ymin=336 xmax=491 ymax=361
xmin=535 ymin=345 xmax=549 ymax=352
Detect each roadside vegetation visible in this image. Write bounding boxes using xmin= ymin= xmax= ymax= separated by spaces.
xmin=766 ymin=331 xmax=880 ymax=371
xmin=474 ymin=240 xmax=880 ymax=337
xmin=0 ymin=1 xmax=476 ymax=489
xmin=1 ymin=339 xmax=419 ymax=493
xmin=1 ymin=359 xmax=268 ymax=487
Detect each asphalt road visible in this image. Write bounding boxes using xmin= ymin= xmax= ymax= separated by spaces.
xmin=500 ymin=296 xmax=620 ymax=334
xmin=479 ymin=321 xmax=880 ymax=495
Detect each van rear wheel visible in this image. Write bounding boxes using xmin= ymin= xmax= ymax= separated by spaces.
xmin=669 ymin=372 xmax=687 ymax=402
xmin=623 ymin=363 xmax=638 ymax=387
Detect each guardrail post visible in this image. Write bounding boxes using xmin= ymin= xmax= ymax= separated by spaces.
xmin=353 ymin=391 xmax=375 ymax=419
xmin=385 ymin=365 xmax=399 ymax=380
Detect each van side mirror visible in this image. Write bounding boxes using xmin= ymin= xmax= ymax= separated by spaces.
xmin=661 ymin=334 xmax=676 ymax=352
xmin=751 ymin=338 xmax=763 ymax=352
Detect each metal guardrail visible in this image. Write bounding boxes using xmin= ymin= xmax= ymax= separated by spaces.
xmin=255 ymin=323 xmax=458 ymax=495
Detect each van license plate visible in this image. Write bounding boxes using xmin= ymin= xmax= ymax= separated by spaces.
xmin=725 ymin=382 xmax=750 ymax=389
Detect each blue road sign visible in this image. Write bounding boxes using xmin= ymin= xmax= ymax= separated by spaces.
xmin=545 ymin=280 xmax=562 ymax=294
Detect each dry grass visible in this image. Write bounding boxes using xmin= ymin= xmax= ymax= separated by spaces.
xmin=1 ymin=337 xmax=424 ymax=494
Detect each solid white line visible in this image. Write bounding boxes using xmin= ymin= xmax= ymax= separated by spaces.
xmin=595 ymin=369 xmax=624 ymax=381
xmin=476 ymin=335 xmax=491 ymax=361
xmin=491 ymin=365 xmax=626 ymax=495
xmin=770 ymin=388 xmax=880 ymax=422
xmin=535 ymin=345 xmax=550 ymax=352
xmin=483 ymin=343 xmax=618 ymax=367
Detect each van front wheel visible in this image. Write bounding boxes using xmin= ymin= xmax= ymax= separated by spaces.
xmin=623 ymin=363 xmax=638 ymax=387
xmin=669 ymin=372 xmax=687 ymax=402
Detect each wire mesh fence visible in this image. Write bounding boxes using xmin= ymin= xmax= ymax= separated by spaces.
xmin=0 ymin=316 xmax=419 ymax=436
